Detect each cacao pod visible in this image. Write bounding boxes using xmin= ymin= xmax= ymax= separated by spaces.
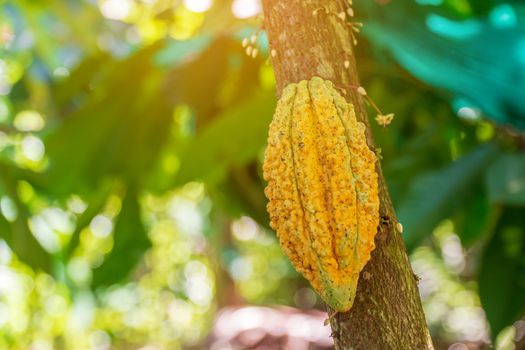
xmin=263 ymin=77 xmax=379 ymax=312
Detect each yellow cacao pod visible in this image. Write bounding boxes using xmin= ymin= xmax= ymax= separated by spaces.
xmin=263 ymin=77 xmax=380 ymax=312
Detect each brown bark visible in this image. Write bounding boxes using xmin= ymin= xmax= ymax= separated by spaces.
xmin=261 ymin=1 xmax=433 ymax=349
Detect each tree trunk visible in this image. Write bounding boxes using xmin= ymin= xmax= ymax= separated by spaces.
xmin=261 ymin=1 xmax=434 ymax=349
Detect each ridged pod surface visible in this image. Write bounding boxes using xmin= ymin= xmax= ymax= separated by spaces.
xmin=263 ymin=77 xmax=380 ymax=312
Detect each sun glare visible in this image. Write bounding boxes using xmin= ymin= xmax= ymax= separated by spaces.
xmin=183 ymin=0 xmax=212 ymax=13
xmin=99 ymin=0 xmax=132 ymax=21
xmin=231 ymin=0 xmax=261 ymax=19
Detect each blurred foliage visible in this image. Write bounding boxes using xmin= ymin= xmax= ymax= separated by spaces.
xmin=0 ymin=0 xmax=525 ymax=349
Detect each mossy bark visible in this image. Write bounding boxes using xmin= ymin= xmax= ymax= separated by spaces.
xmin=261 ymin=0 xmax=434 ymax=349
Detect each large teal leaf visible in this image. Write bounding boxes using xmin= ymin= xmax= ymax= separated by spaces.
xmin=399 ymin=142 xmax=499 ymax=250
xmin=360 ymin=2 xmax=525 ymax=130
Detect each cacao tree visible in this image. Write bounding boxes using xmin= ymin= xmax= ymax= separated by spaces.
xmin=261 ymin=1 xmax=432 ymax=348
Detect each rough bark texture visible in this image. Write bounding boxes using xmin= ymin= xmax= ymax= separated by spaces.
xmin=261 ymin=1 xmax=434 ymax=349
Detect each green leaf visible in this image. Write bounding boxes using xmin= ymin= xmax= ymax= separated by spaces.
xmin=0 ymin=164 xmax=51 ymax=272
xmin=162 ymin=36 xmax=247 ymax=126
xmin=209 ymin=165 xmax=269 ymax=228
xmin=91 ymin=187 xmax=150 ymax=288
xmin=399 ymin=142 xmax=499 ymax=250
xmin=44 ymin=43 xmax=173 ymax=198
xmin=154 ymin=37 xmax=211 ymax=67
xmin=63 ymin=181 xmax=113 ymax=259
xmin=479 ymin=207 xmax=525 ymax=340
xmin=453 ymin=187 xmax=492 ymax=246
xmin=173 ymin=91 xmax=275 ymax=186
xmin=53 ymin=53 xmax=111 ymax=109
xmin=486 ymin=153 xmax=525 ymax=205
